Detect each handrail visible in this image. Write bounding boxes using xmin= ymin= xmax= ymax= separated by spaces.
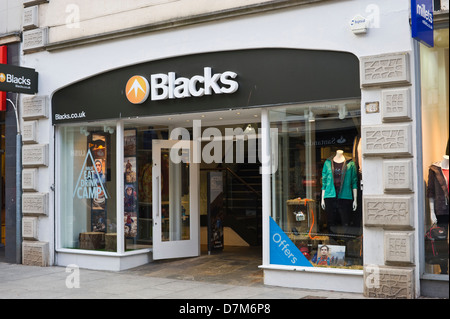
xmin=201 ymin=167 xmax=262 ymax=198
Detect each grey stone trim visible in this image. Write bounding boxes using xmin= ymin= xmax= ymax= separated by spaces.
xmin=22 ymin=241 xmax=49 ymax=267
xmin=23 ymin=27 xmax=48 ymax=53
xmin=22 ymin=120 xmax=39 ymax=144
xmin=360 ymin=52 xmax=410 ymax=87
xmin=22 ymin=96 xmax=49 ymax=120
xmin=22 ymin=217 xmax=39 ymax=240
xmin=23 ymin=6 xmax=39 ymax=30
xmin=22 ymin=168 xmax=39 ymax=192
xmin=22 ymin=193 xmax=49 ymax=216
xmin=362 ymin=124 xmax=412 ymax=157
xmin=383 ymin=159 xmax=414 ymax=193
xmin=381 ymin=87 xmax=412 ymax=122
xmin=23 ymin=0 xmax=49 ymax=8
xmin=384 ymin=231 xmax=415 ymax=264
xmin=363 ymin=195 xmax=414 ymax=229
xmin=363 ymin=265 xmax=415 ymax=298
xmin=22 ymin=144 xmax=48 ymax=167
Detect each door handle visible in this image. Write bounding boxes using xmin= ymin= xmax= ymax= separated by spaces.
xmin=156 ymin=175 xmax=160 ymax=218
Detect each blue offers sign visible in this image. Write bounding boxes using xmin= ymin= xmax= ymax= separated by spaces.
xmin=269 ymin=217 xmax=313 ymax=267
xmin=411 ymin=0 xmax=434 ymax=47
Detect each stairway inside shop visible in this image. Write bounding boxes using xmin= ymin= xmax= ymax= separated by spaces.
xmin=222 ymin=162 xmax=262 ymax=247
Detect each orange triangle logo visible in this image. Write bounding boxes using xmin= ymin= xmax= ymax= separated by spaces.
xmin=125 ymin=75 xmax=150 ymax=104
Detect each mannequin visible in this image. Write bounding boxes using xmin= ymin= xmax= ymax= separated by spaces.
xmin=321 ymin=150 xmax=358 ymax=211
xmin=427 ymin=155 xmax=449 ymax=274
xmin=321 ymin=150 xmax=358 ymax=235
xmin=429 ymin=155 xmax=449 ymax=225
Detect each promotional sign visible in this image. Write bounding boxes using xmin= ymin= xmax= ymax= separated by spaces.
xmin=269 ymin=217 xmax=312 ymax=267
xmin=0 ymin=46 xmax=6 ymax=111
xmin=0 ymin=63 xmax=38 ymax=94
xmin=411 ymin=0 xmax=434 ymax=47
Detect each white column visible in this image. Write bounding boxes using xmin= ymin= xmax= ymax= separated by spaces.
xmin=116 ymin=120 xmax=125 ymax=254
xmin=261 ymin=109 xmax=271 ymax=266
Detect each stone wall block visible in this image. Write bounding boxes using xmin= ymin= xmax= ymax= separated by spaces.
xmin=23 ymin=0 xmax=49 ymax=7
xmin=363 ymin=195 xmax=414 ymax=228
xmin=361 ymin=52 xmax=410 ymax=87
xmin=22 ymin=217 xmax=39 ymax=240
xmin=22 ymin=120 xmax=39 ymax=144
xmin=381 ymin=87 xmax=412 ymax=122
xmin=22 ymin=168 xmax=39 ymax=192
xmin=22 ymin=193 xmax=48 ymax=216
xmin=363 ymin=265 xmax=414 ymax=298
xmin=383 ymin=159 xmax=413 ymax=193
xmin=22 ymin=96 xmax=48 ymax=120
xmin=23 ymin=5 xmax=39 ymax=30
xmin=22 ymin=144 xmax=48 ymax=167
xmin=362 ymin=124 xmax=412 ymax=157
xmin=22 ymin=241 xmax=49 ymax=267
xmin=23 ymin=27 xmax=48 ymax=52
xmin=384 ymin=231 xmax=415 ymax=264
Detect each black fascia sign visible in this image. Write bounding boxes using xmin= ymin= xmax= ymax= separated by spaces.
xmin=0 ymin=64 xmax=38 ymax=94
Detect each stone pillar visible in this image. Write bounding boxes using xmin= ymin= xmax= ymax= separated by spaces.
xmin=21 ymin=95 xmax=50 ymax=267
xmin=360 ymin=52 xmax=417 ymax=298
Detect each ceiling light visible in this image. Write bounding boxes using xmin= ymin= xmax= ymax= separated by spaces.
xmin=244 ymin=124 xmax=256 ymax=134
xmin=338 ymin=105 xmax=347 ymax=120
xmin=104 ymin=125 xmax=115 ymax=134
xmin=80 ymin=127 xmax=90 ymax=136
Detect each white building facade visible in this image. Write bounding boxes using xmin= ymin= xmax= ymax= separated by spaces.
xmin=5 ymin=0 xmax=448 ymax=298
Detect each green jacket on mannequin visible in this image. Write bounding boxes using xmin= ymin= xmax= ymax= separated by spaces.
xmin=321 ymin=156 xmax=358 ymax=200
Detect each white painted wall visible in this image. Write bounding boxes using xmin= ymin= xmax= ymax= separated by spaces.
xmin=40 ymin=0 xmax=299 ymax=43
xmin=0 ymin=0 xmax=22 ymax=35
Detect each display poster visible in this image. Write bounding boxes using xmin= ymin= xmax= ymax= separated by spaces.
xmin=207 ymin=171 xmax=224 ymax=253
xmin=314 ymin=244 xmax=346 ymax=266
xmin=89 ymin=133 xmax=108 ymax=232
xmin=73 ymin=146 xmax=108 ymax=232
xmin=124 ymin=129 xmax=138 ymax=239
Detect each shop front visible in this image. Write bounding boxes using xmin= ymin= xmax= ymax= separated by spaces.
xmin=52 ymin=48 xmax=362 ymax=284
xmin=418 ymin=25 xmax=449 ymax=297
xmin=15 ymin=0 xmax=447 ymax=298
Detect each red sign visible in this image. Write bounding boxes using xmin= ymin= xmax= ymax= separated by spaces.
xmin=0 ymin=46 xmax=7 ymax=111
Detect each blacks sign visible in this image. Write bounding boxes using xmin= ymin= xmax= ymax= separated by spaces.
xmin=0 ymin=64 xmax=38 ymax=94
xmin=52 ymin=48 xmax=361 ymax=123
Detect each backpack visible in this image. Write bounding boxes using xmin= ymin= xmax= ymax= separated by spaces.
xmin=425 ymin=226 xmax=448 ymax=264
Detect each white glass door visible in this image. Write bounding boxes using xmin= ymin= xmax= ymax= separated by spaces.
xmin=152 ymin=139 xmax=200 ymax=260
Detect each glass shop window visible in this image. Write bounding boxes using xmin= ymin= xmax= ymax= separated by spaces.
xmin=269 ymin=100 xmax=363 ymax=269
xmin=58 ymin=124 xmax=117 ymax=252
xmin=421 ymin=28 xmax=449 ymax=275
xmin=122 ymin=124 xmax=169 ymax=250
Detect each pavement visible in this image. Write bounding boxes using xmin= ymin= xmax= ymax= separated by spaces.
xmin=0 ymin=261 xmax=368 ymax=300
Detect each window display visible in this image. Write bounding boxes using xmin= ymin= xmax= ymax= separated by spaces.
xmin=58 ymin=124 xmax=117 ymax=251
xmin=123 ymin=124 xmax=169 ymax=250
xmin=420 ymin=28 xmax=449 ymax=275
xmin=269 ymin=100 xmax=363 ymax=270
xmin=425 ymin=156 xmax=449 ymax=274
